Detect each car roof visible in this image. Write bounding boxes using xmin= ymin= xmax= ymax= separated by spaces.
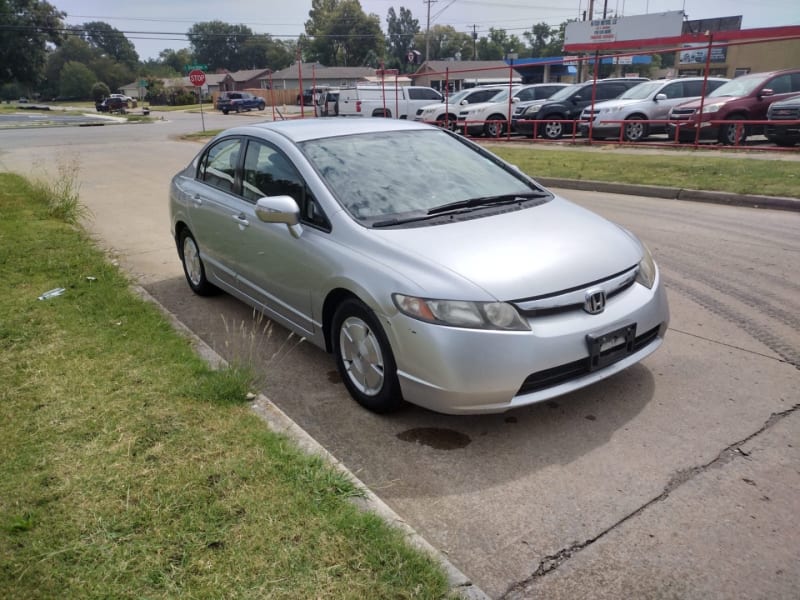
xmin=219 ymin=118 xmax=433 ymax=143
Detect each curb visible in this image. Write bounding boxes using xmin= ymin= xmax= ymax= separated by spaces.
xmin=536 ymin=177 xmax=800 ymax=212
xmin=132 ymin=284 xmax=491 ymax=600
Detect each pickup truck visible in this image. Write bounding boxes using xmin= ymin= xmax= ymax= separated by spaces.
xmin=337 ymin=86 xmax=442 ymax=119
xmin=215 ymin=92 xmax=266 ymax=115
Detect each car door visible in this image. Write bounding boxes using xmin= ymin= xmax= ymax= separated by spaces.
xmin=651 ymin=80 xmax=688 ymax=121
xmin=181 ymin=136 xmax=244 ymax=289
xmin=229 ymin=138 xmax=334 ymax=336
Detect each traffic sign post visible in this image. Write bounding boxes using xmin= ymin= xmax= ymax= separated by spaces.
xmin=188 ymin=69 xmax=206 ymax=132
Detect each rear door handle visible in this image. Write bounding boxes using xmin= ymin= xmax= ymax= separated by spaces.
xmin=191 ymin=194 xmax=203 ymax=206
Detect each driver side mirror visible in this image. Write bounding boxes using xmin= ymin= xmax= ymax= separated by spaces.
xmin=759 ymin=88 xmax=774 ymax=98
xmin=654 ymin=93 xmax=667 ymax=101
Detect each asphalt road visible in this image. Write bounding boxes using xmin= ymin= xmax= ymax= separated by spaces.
xmin=1 ymin=113 xmax=798 ymax=599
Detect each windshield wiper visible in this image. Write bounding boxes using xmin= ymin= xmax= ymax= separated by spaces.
xmin=426 ymin=191 xmax=549 ymax=216
xmin=372 ymin=214 xmax=436 ymax=228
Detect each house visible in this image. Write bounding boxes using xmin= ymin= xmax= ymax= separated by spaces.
xmin=411 ymin=60 xmax=521 ymax=92
xmin=264 ymin=63 xmax=379 ymax=90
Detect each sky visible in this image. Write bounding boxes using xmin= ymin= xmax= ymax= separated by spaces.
xmin=52 ymin=0 xmax=800 ymax=60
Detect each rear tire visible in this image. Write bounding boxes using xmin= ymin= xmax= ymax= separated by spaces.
xmin=178 ymin=230 xmax=219 ymax=296
xmin=332 ymin=299 xmax=402 ymax=413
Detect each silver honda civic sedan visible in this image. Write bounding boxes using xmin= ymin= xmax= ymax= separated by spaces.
xmin=169 ymin=119 xmax=669 ymax=415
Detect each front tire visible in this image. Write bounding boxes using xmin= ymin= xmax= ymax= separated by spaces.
xmin=542 ymin=115 xmax=564 ymax=139
xmin=332 ymin=299 xmax=402 ymax=413
xmin=623 ymin=116 xmax=648 ymax=142
xmin=483 ymin=114 xmax=507 ymax=137
xmin=719 ymin=116 xmax=747 ymax=145
xmin=178 ymin=229 xmax=218 ymax=296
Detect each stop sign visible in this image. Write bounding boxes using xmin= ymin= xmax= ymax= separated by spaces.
xmin=188 ymin=69 xmax=206 ymax=87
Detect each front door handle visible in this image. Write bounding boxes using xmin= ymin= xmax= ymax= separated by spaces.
xmin=232 ymin=213 xmax=250 ymax=228
xmin=192 ymin=194 xmax=203 ymax=206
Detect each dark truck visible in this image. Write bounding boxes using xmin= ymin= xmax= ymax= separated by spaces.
xmin=215 ymin=92 xmax=266 ymax=115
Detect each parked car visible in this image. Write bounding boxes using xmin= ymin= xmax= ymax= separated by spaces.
xmin=512 ymin=78 xmax=649 ymax=139
xmin=667 ymin=68 xmax=800 ymax=144
xmin=456 ymin=83 xmax=570 ymax=137
xmin=109 ymin=93 xmax=134 ymax=104
xmin=414 ymin=86 xmax=507 ymax=130
xmin=215 ymin=92 xmax=266 ymax=115
xmin=764 ymin=93 xmax=800 ymax=146
xmin=578 ymin=77 xmax=729 ymax=141
xmin=337 ymin=85 xmax=443 ymax=119
xmin=169 ymin=119 xmax=669 ymax=415
xmin=95 ymin=97 xmax=128 ymax=114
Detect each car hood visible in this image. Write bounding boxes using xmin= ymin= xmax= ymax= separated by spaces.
xmin=371 ymin=196 xmax=642 ymax=301
xmin=676 ymin=95 xmax=737 ymax=109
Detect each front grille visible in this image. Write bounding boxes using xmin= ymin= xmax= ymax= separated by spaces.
xmin=514 ymin=274 xmax=636 ymax=318
xmin=670 ymin=108 xmax=696 ymax=120
xmin=769 ymin=107 xmax=800 ymax=120
xmin=516 ymin=325 xmax=661 ymax=396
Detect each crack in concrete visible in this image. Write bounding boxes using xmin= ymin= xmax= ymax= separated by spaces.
xmin=500 ymin=402 xmax=800 ymax=599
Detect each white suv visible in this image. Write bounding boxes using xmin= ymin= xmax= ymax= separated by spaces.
xmin=414 ymin=86 xmax=506 ymax=130
xmin=579 ymin=77 xmax=729 ymax=141
xmin=456 ymin=83 xmax=569 ymax=137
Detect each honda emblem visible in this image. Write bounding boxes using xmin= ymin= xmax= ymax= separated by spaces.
xmin=584 ymin=289 xmax=606 ymax=314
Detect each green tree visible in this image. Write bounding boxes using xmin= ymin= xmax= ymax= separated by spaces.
xmin=241 ymin=35 xmax=294 ymax=70
xmin=0 ymin=0 xmax=65 ymax=86
xmin=160 ymin=48 xmax=193 ymax=73
xmin=43 ymin=34 xmax=96 ymax=97
xmin=386 ymin=6 xmax=419 ymax=70
xmin=476 ymin=28 xmax=526 ymax=61
xmin=82 ymin=21 xmax=139 ymax=69
xmin=91 ymin=81 xmax=110 ymax=101
xmin=59 ymin=61 xmax=96 ymax=99
xmin=413 ymin=25 xmax=472 ymax=61
xmin=304 ymin=0 xmax=384 ymax=66
xmin=524 ymin=22 xmax=554 ymax=57
xmin=188 ymin=21 xmax=254 ymax=70
xmin=89 ymin=55 xmax=134 ymax=93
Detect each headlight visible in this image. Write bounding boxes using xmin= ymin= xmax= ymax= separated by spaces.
xmin=393 ymin=294 xmax=530 ymax=331
xmin=523 ymin=104 xmax=543 ymax=116
xmin=701 ymin=102 xmax=725 ymax=114
xmin=635 ymin=244 xmax=657 ymax=289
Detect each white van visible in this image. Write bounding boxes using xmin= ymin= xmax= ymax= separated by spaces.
xmin=337 ymin=86 xmax=443 ymax=119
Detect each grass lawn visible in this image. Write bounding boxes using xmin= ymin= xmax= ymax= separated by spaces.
xmin=0 ymin=173 xmax=449 ymax=599
xmin=487 ymin=144 xmax=800 ymax=198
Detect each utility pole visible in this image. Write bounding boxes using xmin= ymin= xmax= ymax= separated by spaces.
xmin=424 ymin=0 xmax=437 ymax=62
xmin=472 ymin=24 xmax=478 ymax=60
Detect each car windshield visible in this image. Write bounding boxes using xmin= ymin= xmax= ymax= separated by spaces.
xmin=708 ymin=75 xmax=764 ymax=98
xmin=299 ymin=129 xmax=544 ymax=222
xmin=546 ymin=85 xmax=579 ymax=101
xmin=619 ymin=81 xmax=663 ymax=99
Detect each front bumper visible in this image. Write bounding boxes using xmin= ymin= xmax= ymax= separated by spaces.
xmin=383 ymin=272 xmax=670 ymax=414
xmin=666 ymin=120 xmax=719 ymax=141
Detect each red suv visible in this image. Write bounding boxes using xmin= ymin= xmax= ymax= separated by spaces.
xmin=667 ymin=69 xmax=800 ymax=144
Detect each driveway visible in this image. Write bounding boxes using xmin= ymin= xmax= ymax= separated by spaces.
xmin=1 ymin=116 xmax=798 ymax=599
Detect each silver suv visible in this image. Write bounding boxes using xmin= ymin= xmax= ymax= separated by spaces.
xmin=579 ymin=77 xmax=729 ymax=141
